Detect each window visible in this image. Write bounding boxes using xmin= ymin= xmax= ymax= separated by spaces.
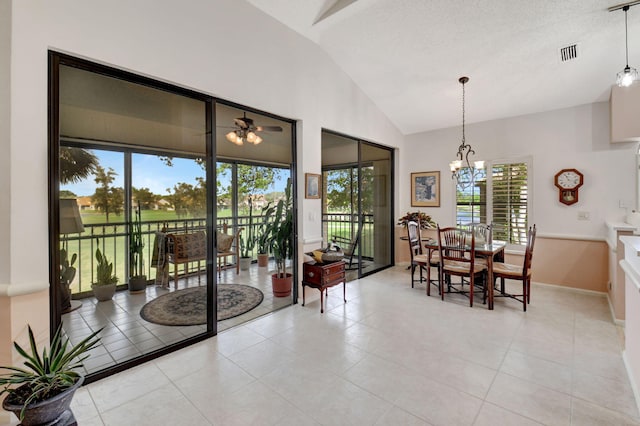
xmin=456 ymin=160 xmax=530 ymax=246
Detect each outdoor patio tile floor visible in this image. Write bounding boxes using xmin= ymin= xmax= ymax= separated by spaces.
xmin=62 ymin=261 xmax=292 ymax=375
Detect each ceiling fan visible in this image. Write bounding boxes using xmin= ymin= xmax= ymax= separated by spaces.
xmin=224 ymin=112 xmax=283 ymax=146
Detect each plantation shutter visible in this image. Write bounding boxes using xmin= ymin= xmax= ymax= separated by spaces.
xmin=491 ymin=162 xmax=528 ymax=245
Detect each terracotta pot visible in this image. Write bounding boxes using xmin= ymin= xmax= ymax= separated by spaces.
xmin=257 ymin=253 xmax=269 ymax=267
xmin=271 ymin=273 xmax=292 ymax=297
xmin=2 ymin=375 xmax=83 ymax=426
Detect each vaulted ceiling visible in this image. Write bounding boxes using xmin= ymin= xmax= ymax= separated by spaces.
xmin=247 ymin=0 xmax=640 ymax=135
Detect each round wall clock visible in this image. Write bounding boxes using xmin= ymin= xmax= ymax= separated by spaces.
xmin=554 ymin=168 xmax=584 ymax=205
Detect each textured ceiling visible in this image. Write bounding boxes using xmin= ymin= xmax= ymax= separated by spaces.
xmin=247 ymin=0 xmax=640 ymax=134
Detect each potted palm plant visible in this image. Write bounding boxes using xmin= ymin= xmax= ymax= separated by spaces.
xmin=0 ymin=324 xmax=101 ymax=425
xmin=265 ymin=179 xmax=293 ymax=297
xmin=91 ymin=239 xmax=118 ymax=301
xmin=128 ymin=205 xmax=147 ymax=293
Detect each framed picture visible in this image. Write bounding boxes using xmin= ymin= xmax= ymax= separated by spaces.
xmin=305 ymin=173 xmax=321 ymax=199
xmin=411 ymin=171 xmax=440 ymax=207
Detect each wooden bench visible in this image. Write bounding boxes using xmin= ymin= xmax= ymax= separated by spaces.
xmin=164 ymin=226 xmax=243 ymax=288
xmin=166 ymin=231 xmax=207 ymax=289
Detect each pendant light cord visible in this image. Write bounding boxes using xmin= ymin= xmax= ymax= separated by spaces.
xmin=625 ymin=5 xmax=630 ymax=67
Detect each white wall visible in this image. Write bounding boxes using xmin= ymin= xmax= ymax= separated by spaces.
xmin=3 ymin=0 xmax=404 ymax=294
xmin=0 ymin=0 xmax=11 ymax=287
xmin=402 ymin=102 xmax=638 ymax=239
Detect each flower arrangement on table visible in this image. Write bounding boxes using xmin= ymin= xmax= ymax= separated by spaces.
xmin=397 ymin=211 xmax=437 ymax=229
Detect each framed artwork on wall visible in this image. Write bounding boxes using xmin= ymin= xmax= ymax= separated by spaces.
xmin=305 ymin=173 xmax=321 ymax=199
xmin=411 ymin=171 xmax=440 ymax=207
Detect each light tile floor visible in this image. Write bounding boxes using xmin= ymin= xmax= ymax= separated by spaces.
xmin=7 ymin=266 xmax=640 ymax=425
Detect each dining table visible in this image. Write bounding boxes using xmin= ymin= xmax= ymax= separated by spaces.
xmin=423 ymin=238 xmax=506 ymax=310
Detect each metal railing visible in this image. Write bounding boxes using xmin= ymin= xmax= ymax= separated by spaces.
xmin=321 ymin=213 xmax=374 ymax=259
xmin=64 ymin=213 xmax=376 ymax=297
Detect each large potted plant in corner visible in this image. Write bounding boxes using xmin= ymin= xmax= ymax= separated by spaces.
xmin=91 ymin=239 xmax=118 ymax=301
xmin=128 ymin=205 xmax=147 ymax=293
xmin=0 ymin=324 xmax=101 ymax=425
xmin=266 ymin=179 xmax=293 ymax=297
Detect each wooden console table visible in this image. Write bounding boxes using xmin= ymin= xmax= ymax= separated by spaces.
xmin=302 ymin=261 xmax=346 ymax=313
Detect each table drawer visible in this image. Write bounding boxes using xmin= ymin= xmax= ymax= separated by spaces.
xmin=322 ymin=271 xmax=344 ymax=285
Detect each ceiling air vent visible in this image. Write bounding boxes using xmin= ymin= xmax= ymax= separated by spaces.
xmin=559 ymin=43 xmax=579 ymax=62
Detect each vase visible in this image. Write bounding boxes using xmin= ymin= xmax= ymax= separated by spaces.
xmin=128 ymin=276 xmax=148 ymax=294
xmin=239 ymin=257 xmax=252 ymax=271
xmin=257 ymin=253 xmax=269 ymax=267
xmin=271 ymin=273 xmax=292 ymax=297
xmin=91 ymin=283 xmax=116 ymax=301
xmin=2 ymin=376 xmax=83 ymax=426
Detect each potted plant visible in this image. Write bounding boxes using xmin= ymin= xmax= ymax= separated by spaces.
xmin=0 ymin=324 xmax=101 ymax=425
xmin=397 ymin=211 xmax=437 ymax=229
xmin=128 ymin=205 xmax=147 ymax=293
xmin=59 ymin=248 xmax=77 ymax=313
xmin=265 ymin=179 xmax=294 ymax=297
xmin=239 ymin=195 xmax=256 ymax=270
xmin=91 ymin=239 xmax=118 ymax=301
xmin=256 ymin=202 xmax=274 ymax=267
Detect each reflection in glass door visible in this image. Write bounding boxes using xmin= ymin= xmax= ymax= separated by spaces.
xmin=321 ymin=131 xmax=393 ymax=279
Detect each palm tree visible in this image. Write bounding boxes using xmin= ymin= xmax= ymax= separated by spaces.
xmin=59 ymin=146 xmax=98 ymax=184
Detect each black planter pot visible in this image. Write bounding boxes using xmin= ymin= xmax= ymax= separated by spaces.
xmin=128 ymin=275 xmax=148 ymax=294
xmin=2 ymin=376 xmax=83 ymax=426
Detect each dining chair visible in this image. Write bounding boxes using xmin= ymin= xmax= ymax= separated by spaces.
xmin=437 ymin=226 xmax=487 ymax=307
xmin=406 ymin=220 xmax=429 ymax=288
xmin=489 ymin=224 xmax=537 ymax=311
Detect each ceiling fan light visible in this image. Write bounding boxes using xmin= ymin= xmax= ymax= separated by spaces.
xmin=246 ymin=131 xmax=257 ymax=143
xmin=225 ymin=131 xmax=237 ymax=143
xmin=617 ymin=65 xmax=638 ymax=87
xmin=253 ymin=135 xmax=263 ymax=145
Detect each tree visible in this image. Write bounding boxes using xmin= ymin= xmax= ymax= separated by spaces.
xmin=217 ymin=163 xmax=283 ymax=213
xmin=59 ymin=147 xmax=99 ymax=184
xmin=165 ymin=177 xmax=206 ymax=218
xmin=92 ymin=166 xmax=123 ymax=221
xmin=132 ymin=187 xmax=157 ymax=210
xmin=60 ymin=190 xmax=77 ymax=198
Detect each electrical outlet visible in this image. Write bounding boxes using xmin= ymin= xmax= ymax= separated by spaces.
xmin=577 ymin=211 xmax=590 ymax=220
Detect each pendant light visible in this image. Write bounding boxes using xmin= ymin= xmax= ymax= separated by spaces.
xmin=449 ymin=76 xmax=484 ymax=190
xmin=616 ymin=5 xmax=638 ymax=87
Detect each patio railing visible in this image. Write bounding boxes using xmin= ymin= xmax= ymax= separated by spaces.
xmin=63 ymin=213 xmax=375 ymax=297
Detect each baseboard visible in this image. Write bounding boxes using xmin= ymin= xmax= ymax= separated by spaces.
xmin=532 ymin=281 xmax=607 ymax=297
xmin=606 ymin=293 xmax=626 ymax=326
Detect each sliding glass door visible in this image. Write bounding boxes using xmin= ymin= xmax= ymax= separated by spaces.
xmin=321 ymin=131 xmax=393 ymax=279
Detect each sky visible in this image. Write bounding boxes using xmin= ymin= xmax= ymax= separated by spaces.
xmin=61 ymin=150 xmax=288 ymax=197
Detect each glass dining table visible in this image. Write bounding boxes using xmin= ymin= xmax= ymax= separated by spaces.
xmin=423 ymin=238 xmax=507 ymax=310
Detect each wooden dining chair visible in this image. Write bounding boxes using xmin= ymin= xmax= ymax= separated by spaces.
xmin=437 ymin=226 xmax=487 ymax=307
xmin=406 ymin=221 xmax=429 ymax=288
xmin=489 ymin=224 xmax=537 ymax=311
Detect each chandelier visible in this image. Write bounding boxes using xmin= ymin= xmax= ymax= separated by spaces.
xmin=614 ymin=4 xmax=638 ymax=87
xmin=449 ymin=76 xmax=484 ymax=189
xmin=225 ymin=129 xmax=262 ymax=146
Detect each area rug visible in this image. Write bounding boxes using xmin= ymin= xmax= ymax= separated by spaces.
xmin=140 ymin=284 xmax=263 ymax=326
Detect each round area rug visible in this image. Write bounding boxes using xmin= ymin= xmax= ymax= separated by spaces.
xmin=140 ymin=284 xmax=263 ymax=326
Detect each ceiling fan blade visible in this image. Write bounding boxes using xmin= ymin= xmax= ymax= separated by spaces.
xmin=234 ymin=118 xmax=248 ymax=128
xmin=255 ymin=125 xmax=283 ymax=132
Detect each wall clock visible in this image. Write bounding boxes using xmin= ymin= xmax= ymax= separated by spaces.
xmin=554 ymin=168 xmax=583 ymax=205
